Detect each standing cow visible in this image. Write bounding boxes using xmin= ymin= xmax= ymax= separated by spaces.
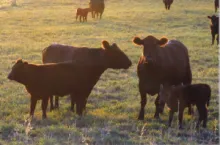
xmin=76 ymin=8 xmax=91 ymax=22
xmin=133 ymin=35 xmax=192 ymax=120
xmin=89 ymin=0 xmax=105 ymax=19
xmin=207 ymin=15 xmax=219 ymax=45
xmin=163 ymin=0 xmax=174 ymax=10
xmin=42 ymin=40 xmax=132 ymax=114
xmin=160 ymin=84 xmax=211 ymax=129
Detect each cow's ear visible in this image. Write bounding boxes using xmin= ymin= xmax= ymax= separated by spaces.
xmin=158 ymin=37 xmax=168 ymax=46
xmin=102 ymin=40 xmax=110 ymax=49
xmin=133 ymin=37 xmax=143 ymax=45
xmin=207 ymin=16 xmax=211 ymax=19
xmin=23 ymin=61 xmax=28 ymax=65
xmin=16 ymin=58 xmax=23 ymax=63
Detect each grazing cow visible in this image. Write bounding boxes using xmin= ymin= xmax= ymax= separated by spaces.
xmin=207 ymin=15 xmax=219 ymax=45
xmin=163 ymin=0 xmax=174 ymax=10
xmin=42 ymin=40 xmax=132 ymax=115
xmin=215 ymin=0 xmax=219 ymax=12
xmin=133 ymin=35 xmax=192 ymax=120
xmin=89 ymin=0 xmax=105 ymax=19
xmin=160 ymin=84 xmax=211 ymax=129
xmin=76 ymin=8 xmax=91 ymax=22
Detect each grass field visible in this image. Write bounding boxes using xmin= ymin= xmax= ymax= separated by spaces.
xmin=0 ymin=0 xmax=219 ymax=144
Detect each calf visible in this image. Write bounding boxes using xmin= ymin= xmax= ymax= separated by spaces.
xmin=76 ymin=8 xmax=91 ymax=22
xmin=215 ymin=0 xmax=219 ymax=12
xmin=207 ymin=15 xmax=219 ymax=45
xmin=163 ymin=0 xmax=174 ymax=10
xmin=160 ymin=84 xmax=211 ymax=129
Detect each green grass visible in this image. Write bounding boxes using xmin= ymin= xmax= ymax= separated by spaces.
xmin=0 ymin=0 xmax=219 ymax=144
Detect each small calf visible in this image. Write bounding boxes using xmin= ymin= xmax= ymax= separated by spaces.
xmin=207 ymin=15 xmax=219 ymax=45
xmin=160 ymin=84 xmax=211 ymax=129
xmin=76 ymin=8 xmax=91 ymax=22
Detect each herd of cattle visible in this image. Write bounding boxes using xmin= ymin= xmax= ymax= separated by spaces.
xmin=7 ymin=0 xmax=219 ymax=129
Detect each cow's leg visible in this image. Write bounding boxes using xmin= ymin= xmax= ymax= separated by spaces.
xmin=80 ymin=16 xmax=82 ymax=22
xmin=212 ymin=32 xmax=215 ymax=45
xmin=158 ymin=94 xmax=165 ymax=114
xmin=55 ymin=96 xmax=59 ymax=109
xmin=42 ymin=97 xmax=49 ymax=119
xmin=168 ymin=5 xmax=171 ymax=10
xmin=168 ymin=110 xmax=174 ymax=127
xmin=100 ymin=12 xmax=102 ymax=19
xmin=76 ymin=99 xmax=84 ymax=116
xmin=30 ymin=97 xmax=37 ymax=118
xmin=138 ymin=88 xmax=147 ymax=120
xmin=50 ymin=96 xmax=54 ymax=111
xmin=178 ymin=103 xmax=185 ymax=129
xmin=91 ymin=11 xmax=94 ymax=18
xmin=70 ymin=94 xmax=75 ymax=112
xmin=216 ymin=34 xmax=219 ymax=45
xmin=154 ymin=94 xmax=162 ymax=119
xmin=202 ymin=104 xmax=208 ymax=128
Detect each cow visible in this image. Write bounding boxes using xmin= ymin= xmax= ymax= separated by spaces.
xmin=76 ymin=8 xmax=91 ymax=22
xmin=42 ymin=40 xmax=132 ymax=115
xmin=163 ymin=0 xmax=174 ymax=10
xmin=160 ymin=84 xmax=211 ymax=129
xmin=133 ymin=35 xmax=192 ymax=120
xmin=207 ymin=15 xmax=219 ymax=45
xmin=215 ymin=0 xmax=219 ymax=12
xmin=89 ymin=0 xmax=105 ymax=19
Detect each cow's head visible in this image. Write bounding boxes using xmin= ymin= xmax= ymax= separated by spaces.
xmin=207 ymin=15 xmax=219 ymax=26
xmin=133 ymin=35 xmax=168 ymax=63
xmin=102 ymin=40 xmax=132 ymax=69
xmin=8 ymin=59 xmax=28 ymax=83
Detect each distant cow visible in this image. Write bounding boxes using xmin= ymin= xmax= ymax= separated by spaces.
xmin=207 ymin=15 xmax=219 ymax=45
xmin=89 ymin=0 xmax=105 ymax=19
xmin=133 ymin=35 xmax=192 ymax=120
xmin=160 ymin=84 xmax=211 ymax=129
xmin=42 ymin=40 xmax=132 ymax=115
xmin=215 ymin=0 xmax=219 ymax=12
xmin=163 ymin=0 xmax=173 ymax=10
xmin=76 ymin=8 xmax=91 ymax=22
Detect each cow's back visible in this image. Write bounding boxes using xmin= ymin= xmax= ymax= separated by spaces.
xmin=42 ymin=44 xmax=77 ymax=63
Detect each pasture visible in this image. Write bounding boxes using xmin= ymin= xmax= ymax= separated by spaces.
xmin=0 ymin=0 xmax=219 ymax=144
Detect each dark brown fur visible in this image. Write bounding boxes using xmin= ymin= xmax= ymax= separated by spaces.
xmin=133 ymin=35 xmax=192 ymax=120
xmin=76 ymin=8 xmax=91 ymax=22
xmin=42 ymin=40 xmax=132 ymax=114
xmin=163 ymin=0 xmax=174 ymax=10
xmin=89 ymin=0 xmax=105 ymax=19
xmin=160 ymin=84 xmax=211 ymax=129
xmin=207 ymin=15 xmax=219 ymax=45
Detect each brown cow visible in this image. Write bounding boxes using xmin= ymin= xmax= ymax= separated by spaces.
xmin=89 ymin=0 xmax=105 ymax=19
xmin=133 ymin=35 xmax=192 ymax=120
xmin=163 ymin=0 xmax=174 ymax=10
xmin=207 ymin=15 xmax=219 ymax=45
xmin=43 ymin=40 xmax=132 ymax=115
xmin=76 ymin=8 xmax=91 ymax=22
xmin=160 ymin=84 xmax=211 ymax=129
